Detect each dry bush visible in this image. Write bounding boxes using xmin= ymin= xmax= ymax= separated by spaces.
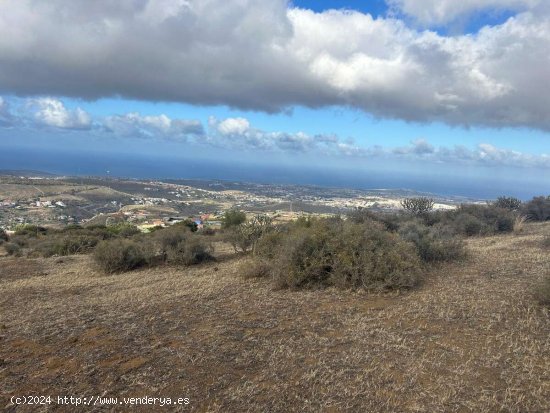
xmin=93 ymin=239 xmax=152 ymax=274
xmin=401 ymin=197 xmax=435 ymax=215
xmin=0 ymin=228 xmax=8 ymax=242
xmin=541 ymin=235 xmax=550 ymax=249
xmin=240 ymin=258 xmax=271 ymax=279
xmin=523 ymin=195 xmax=550 ymax=221
xmin=165 ymin=236 xmax=213 ymax=266
xmin=514 ymin=215 xmax=527 ymax=234
xmin=4 ymin=242 xmax=22 ymax=257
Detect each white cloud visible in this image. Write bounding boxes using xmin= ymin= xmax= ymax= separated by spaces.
xmin=0 ymin=1 xmax=549 ymax=130
xmin=28 ymin=98 xmax=91 ymax=130
xmin=104 ymin=112 xmax=203 ymax=139
xmin=392 ymin=140 xmax=550 ymax=168
xmin=216 ymin=117 xmax=251 ymax=136
xmin=208 ymin=116 xmax=364 ymax=155
xmin=388 ymin=0 xmax=541 ymax=26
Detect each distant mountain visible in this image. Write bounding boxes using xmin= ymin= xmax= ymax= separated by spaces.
xmin=0 ymin=169 xmax=59 ymax=177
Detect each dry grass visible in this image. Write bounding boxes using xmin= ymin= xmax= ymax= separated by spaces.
xmin=1 ymin=224 xmax=549 ymax=412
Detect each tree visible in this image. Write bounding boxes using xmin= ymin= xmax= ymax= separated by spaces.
xmin=493 ymin=196 xmax=522 ymax=211
xmin=227 ymin=215 xmax=274 ymax=254
xmin=221 ymin=209 xmax=246 ymax=229
xmin=401 ymin=197 xmax=435 ymax=215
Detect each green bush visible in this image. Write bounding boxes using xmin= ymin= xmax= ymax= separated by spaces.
xmin=221 ymin=209 xmax=246 ymax=229
xmin=399 ymin=221 xmax=466 ymax=263
xmin=106 ymin=223 xmax=141 ymax=237
xmin=173 ymin=219 xmax=198 ymax=232
xmin=454 ymin=213 xmax=483 ymax=236
xmin=258 ymin=219 xmax=422 ymax=291
xmin=33 ymin=235 xmax=100 ymax=257
xmin=4 ymin=242 xmax=22 ymax=257
xmin=14 ymin=224 xmax=48 ymax=237
xmin=93 ymin=239 xmax=151 ymax=274
xmin=493 ymin=196 xmax=522 ymax=211
xmin=453 ymin=204 xmax=516 ymax=235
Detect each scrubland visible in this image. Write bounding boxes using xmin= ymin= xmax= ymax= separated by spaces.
xmin=0 ymin=204 xmax=550 ymax=412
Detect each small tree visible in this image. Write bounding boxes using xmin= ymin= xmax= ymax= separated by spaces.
xmin=401 ymin=197 xmax=434 ymax=215
xmin=221 ymin=209 xmax=246 ymax=229
xmin=227 ymin=215 xmax=274 ymax=254
xmin=493 ymin=196 xmax=522 ymax=211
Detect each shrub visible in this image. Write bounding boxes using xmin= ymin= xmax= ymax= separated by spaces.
xmin=401 ymin=197 xmax=435 ymax=215
xmin=240 ymin=259 xmax=271 ymax=279
xmin=106 ymin=223 xmax=141 ymax=237
xmin=153 ymin=227 xmax=189 ymax=254
xmin=541 ymin=235 xmax=550 ymax=249
xmin=493 ymin=196 xmax=522 ymax=211
xmin=174 ymin=219 xmax=198 ymax=232
xmin=33 ymin=235 xmax=100 ymax=257
xmin=0 ymin=228 xmax=8 ymax=242
xmin=4 ymin=242 xmax=22 ymax=257
xmin=10 ymin=235 xmax=29 ymax=247
xmin=454 ymin=213 xmax=483 ymax=236
xmin=225 ymin=215 xmax=274 ymax=254
xmin=259 ymin=219 xmax=422 ymax=291
xmin=166 ymin=236 xmax=213 ymax=266
xmin=399 ymin=221 xmax=466 ymax=263
xmin=14 ymin=224 xmax=48 ymax=237
xmin=453 ymin=204 xmax=515 ymax=235
xmin=523 ymin=196 xmax=550 ymax=221
xmin=93 ymin=239 xmax=150 ymax=274
xmin=221 ymin=209 xmax=246 ymax=228
xmin=535 ymin=275 xmax=550 ymax=307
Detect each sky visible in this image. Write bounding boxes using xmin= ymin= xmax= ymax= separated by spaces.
xmin=0 ymin=0 xmax=549 ymax=198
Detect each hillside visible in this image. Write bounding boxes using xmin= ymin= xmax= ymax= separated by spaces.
xmin=1 ymin=223 xmax=549 ymax=412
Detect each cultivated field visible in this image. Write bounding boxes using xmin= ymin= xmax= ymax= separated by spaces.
xmin=1 ymin=224 xmax=549 ymax=412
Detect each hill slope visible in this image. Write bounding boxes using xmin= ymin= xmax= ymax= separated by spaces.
xmin=1 ymin=224 xmax=549 ymax=412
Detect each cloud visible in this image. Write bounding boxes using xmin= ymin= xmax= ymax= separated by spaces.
xmin=393 ymin=138 xmax=435 ymax=155
xmin=208 ymin=116 xmax=364 ymax=155
xmin=27 ymin=98 xmax=91 ymax=130
xmin=104 ymin=112 xmax=203 ymax=139
xmin=392 ymin=140 xmax=550 ymax=168
xmin=0 ymin=1 xmax=549 ymax=130
xmin=0 ymin=97 xmax=13 ymax=127
xmin=388 ymin=0 xmax=541 ymax=26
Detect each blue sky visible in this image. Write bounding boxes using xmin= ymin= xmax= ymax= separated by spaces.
xmin=0 ymin=0 xmax=549 ymax=197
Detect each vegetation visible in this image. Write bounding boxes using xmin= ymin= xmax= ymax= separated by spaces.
xmin=93 ymin=239 xmax=152 ymax=274
xmin=92 ymin=225 xmax=213 ymax=273
xmin=251 ymin=218 xmax=422 ymax=291
xmin=0 ymin=228 xmax=8 ymax=242
xmin=4 ymin=242 xmax=22 ymax=257
xmin=493 ymin=196 xmax=522 ymax=211
xmin=221 ymin=209 xmax=247 ymax=228
xmin=523 ymin=196 xmax=550 ymax=221
xmin=401 ymin=197 xmax=435 ymax=215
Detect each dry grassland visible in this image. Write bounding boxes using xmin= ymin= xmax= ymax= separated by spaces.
xmin=1 ymin=224 xmax=549 ymax=412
